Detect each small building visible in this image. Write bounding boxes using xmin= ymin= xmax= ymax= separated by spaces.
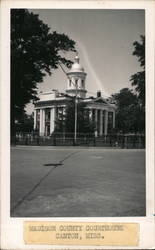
xmin=34 ymin=54 xmax=116 ymax=136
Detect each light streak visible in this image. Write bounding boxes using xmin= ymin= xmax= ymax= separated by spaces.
xmin=77 ymin=41 xmax=109 ymax=97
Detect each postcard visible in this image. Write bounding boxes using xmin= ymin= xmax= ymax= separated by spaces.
xmin=0 ymin=0 xmax=155 ymax=249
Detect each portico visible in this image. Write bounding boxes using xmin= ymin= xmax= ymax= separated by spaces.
xmin=86 ymin=105 xmax=115 ymax=136
xmin=34 ymin=103 xmax=115 ymax=137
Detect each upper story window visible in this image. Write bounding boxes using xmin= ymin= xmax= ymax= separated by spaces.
xmin=81 ymin=79 xmax=84 ymax=88
xmin=75 ymin=79 xmax=78 ymax=85
xmin=45 ymin=109 xmax=50 ymax=122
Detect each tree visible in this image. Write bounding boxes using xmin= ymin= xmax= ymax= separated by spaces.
xmin=11 ymin=9 xmax=76 ymax=135
xmin=130 ymin=35 xmax=145 ymax=106
xmin=15 ymin=113 xmax=34 ymax=133
xmin=112 ymin=88 xmax=138 ymax=109
xmin=112 ymin=88 xmax=144 ymax=133
xmin=55 ymin=100 xmax=95 ymax=134
xmin=111 ymin=35 xmax=145 ymax=134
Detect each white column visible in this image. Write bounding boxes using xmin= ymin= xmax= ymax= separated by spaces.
xmin=99 ymin=110 xmax=103 ymax=136
xmin=42 ymin=109 xmax=45 ymax=136
xmin=104 ymin=110 xmax=108 ymax=135
xmin=62 ymin=106 xmax=66 ymax=117
xmin=113 ymin=111 xmax=115 ymax=128
xmin=95 ymin=109 xmax=98 ymax=124
xmin=54 ymin=107 xmax=57 ymax=126
xmin=89 ymin=109 xmax=93 ymax=122
xmin=95 ymin=109 xmax=98 ymax=136
xmin=33 ymin=109 xmax=37 ymax=130
xmin=50 ymin=108 xmax=55 ymax=134
xmin=39 ymin=109 xmax=43 ymax=136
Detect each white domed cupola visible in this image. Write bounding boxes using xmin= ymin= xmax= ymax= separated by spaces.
xmin=66 ymin=53 xmax=87 ymax=98
xmin=70 ymin=54 xmax=84 ymax=72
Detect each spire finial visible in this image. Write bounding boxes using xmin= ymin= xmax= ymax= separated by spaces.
xmin=75 ymin=51 xmax=79 ymax=63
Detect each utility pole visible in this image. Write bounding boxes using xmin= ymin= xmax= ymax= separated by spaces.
xmin=58 ymin=61 xmax=78 ymax=146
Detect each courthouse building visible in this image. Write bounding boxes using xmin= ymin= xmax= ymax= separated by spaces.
xmin=34 ymin=54 xmax=116 ymax=136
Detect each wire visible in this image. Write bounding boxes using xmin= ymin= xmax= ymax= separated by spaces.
xmin=58 ymin=62 xmax=110 ymax=99
xmin=58 ymin=62 xmax=76 ymax=88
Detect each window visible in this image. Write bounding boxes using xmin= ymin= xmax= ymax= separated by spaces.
xmin=75 ymin=79 xmax=78 ymax=85
xmin=45 ymin=109 xmax=50 ymax=122
xmin=82 ymin=79 xmax=84 ymax=88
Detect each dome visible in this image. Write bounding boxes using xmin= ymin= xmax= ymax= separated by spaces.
xmin=70 ymin=63 xmax=84 ymax=72
xmin=69 ymin=53 xmax=85 ymax=73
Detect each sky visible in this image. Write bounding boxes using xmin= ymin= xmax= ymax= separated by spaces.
xmin=26 ymin=9 xmax=145 ymax=114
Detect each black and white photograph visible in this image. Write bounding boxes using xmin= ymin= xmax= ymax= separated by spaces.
xmin=10 ymin=8 xmax=146 ymax=218
xmin=0 ymin=0 xmax=155 ymax=248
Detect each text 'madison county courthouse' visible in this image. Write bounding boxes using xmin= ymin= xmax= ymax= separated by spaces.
xmin=34 ymin=53 xmax=116 ymax=136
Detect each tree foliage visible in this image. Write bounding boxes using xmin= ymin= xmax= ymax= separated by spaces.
xmin=112 ymin=88 xmax=138 ymax=109
xmin=55 ymin=100 xmax=95 ymax=134
xmin=112 ymin=88 xmax=145 ymax=134
xmin=11 ymin=9 xmax=76 ymax=133
xmin=15 ymin=113 xmax=34 ymax=133
xmin=111 ymin=35 xmax=145 ymax=134
xmin=130 ymin=35 xmax=145 ymax=106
